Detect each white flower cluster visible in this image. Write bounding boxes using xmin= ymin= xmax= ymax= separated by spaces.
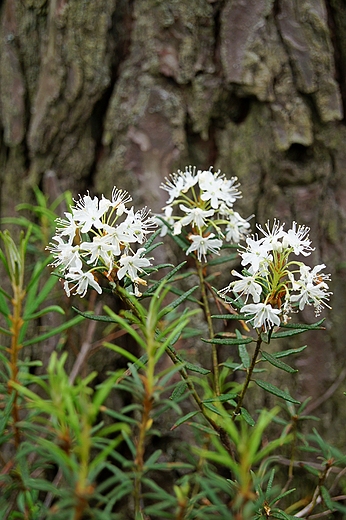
xmin=48 ymin=188 xmax=156 ymax=297
xmin=220 ymin=220 xmax=332 ymax=332
xmin=158 ymin=166 xmax=251 ymax=262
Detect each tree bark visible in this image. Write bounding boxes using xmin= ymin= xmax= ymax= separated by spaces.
xmin=1 ymin=0 xmax=346 ymax=444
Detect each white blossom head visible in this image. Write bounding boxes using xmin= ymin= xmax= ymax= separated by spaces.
xmin=47 ymin=187 xmax=156 ymax=297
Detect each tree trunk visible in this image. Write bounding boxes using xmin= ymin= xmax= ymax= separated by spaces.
xmin=1 ymin=0 xmax=346 ymax=444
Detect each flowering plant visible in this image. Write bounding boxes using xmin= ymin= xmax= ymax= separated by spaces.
xmin=1 ymin=178 xmax=340 ymax=520
xmin=158 ymin=166 xmax=251 ymax=262
xmin=220 ymin=220 xmax=332 ymax=333
xmin=47 ymin=188 xmax=156 ymax=297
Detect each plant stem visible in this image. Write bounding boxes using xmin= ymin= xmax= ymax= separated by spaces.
xmin=133 ymin=317 xmax=156 ymax=519
xmin=8 ymin=284 xmax=25 ymax=448
xmin=232 ymin=333 xmax=262 ymax=418
xmin=165 ymin=346 xmax=234 ymax=456
xmin=196 ymin=260 xmax=220 ymax=396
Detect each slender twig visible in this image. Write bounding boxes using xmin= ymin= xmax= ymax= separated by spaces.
xmin=232 ymin=333 xmax=262 ymax=418
xmin=196 ymin=260 xmax=220 ymax=396
xmin=165 ymin=346 xmax=234 ymax=456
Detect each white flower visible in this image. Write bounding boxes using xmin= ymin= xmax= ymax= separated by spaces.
xmin=174 ymin=205 xmax=215 ymax=233
xmin=48 ymin=236 xmax=82 ymax=272
xmin=240 ymin=237 xmax=272 ymax=274
xmin=256 ymin=220 xmax=286 ymax=252
xmin=80 ymin=235 xmax=117 ymax=271
xmin=180 ymin=165 xmax=199 ymax=192
xmin=290 ymin=263 xmax=332 ymax=315
xmin=160 ymin=173 xmax=186 ymax=204
xmin=290 ymin=282 xmax=331 ymax=315
xmin=64 ymin=269 xmax=102 ymax=297
xmin=283 ymin=221 xmax=314 ymax=256
xmin=299 ymin=263 xmax=330 ymax=285
xmin=241 ymin=302 xmax=281 ymax=332
xmin=110 ymin=187 xmax=132 ymax=212
xmin=155 ymin=206 xmax=175 ymax=237
xmin=160 ymin=166 xmax=199 ymax=204
xmin=186 ymin=233 xmax=223 ymax=262
xmin=55 ymin=212 xmax=78 ymax=244
xmin=230 ymin=270 xmax=263 ymax=303
xmin=198 ymin=168 xmax=241 ymax=209
xmin=72 ymin=194 xmax=105 ymax=233
xmin=117 ymin=248 xmax=151 ymax=282
xmin=122 ymin=207 xmax=156 ymax=243
xmin=223 ymin=210 xmax=251 ymax=243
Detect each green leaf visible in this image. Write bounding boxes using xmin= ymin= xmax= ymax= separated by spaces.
xmin=143 ymin=261 xmax=187 ymax=296
xmin=271 ymin=319 xmax=325 ymax=339
xmin=269 ymin=488 xmax=296 ymax=506
xmin=271 ymin=510 xmax=299 ymax=520
xmin=320 ymin=486 xmax=336 ymax=512
xmin=270 ymin=329 xmax=311 ymax=339
xmin=202 ymin=402 xmax=223 ymax=416
xmin=255 ymin=380 xmax=300 ymax=404
xmin=188 ymin=422 xmax=219 ymax=436
xmin=261 ymin=351 xmax=298 ymax=373
xmin=103 ymin=343 xmax=145 ymax=367
xmin=183 ymin=361 xmax=210 ymax=375
xmin=240 ymin=407 xmax=255 ymax=426
xmin=72 ymin=307 xmax=121 ymax=323
xmin=203 ymin=336 xmax=254 ymax=346
xmin=273 ymin=345 xmax=307 ymax=359
xmin=158 ymin=285 xmax=198 ymax=319
xmin=203 ymin=393 xmax=238 ymax=404
xmin=170 ymin=381 xmax=188 ymax=401
xmin=23 ymin=305 xmax=65 ymax=321
xmin=237 ymin=330 xmax=250 ymax=368
xmin=212 ymin=313 xmax=247 ymax=320
xmin=170 ymin=411 xmax=199 ymax=430
xmin=102 ymin=306 xmax=148 ymax=350
xmin=22 ymin=315 xmax=85 ymax=346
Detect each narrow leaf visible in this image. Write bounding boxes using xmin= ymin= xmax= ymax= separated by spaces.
xmin=158 ymin=285 xmax=198 ymax=319
xmin=203 ymin=336 xmax=253 ymax=346
xmin=274 ymin=345 xmax=307 ymax=359
xmin=22 ymin=315 xmax=85 ymax=346
xmin=203 ymin=393 xmax=238 ymax=404
xmin=261 ymin=351 xmax=298 ymax=373
xmin=240 ymin=407 xmax=255 ymax=426
xmin=143 ymin=261 xmax=187 ymax=295
xmin=320 ymin=486 xmax=336 ymax=512
xmin=170 ymin=381 xmax=188 ymax=401
xmin=238 ymin=330 xmax=250 ymax=368
xmin=23 ymin=305 xmax=65 ymax=321
xmin=184 ymin=362 xmax=210 ymax=375
xmin=103 ymin=342 xmax=145 ymax=367
xmin=72 ymin=307 xmax=122 ymax=323
xmin=212 ymin=313 xmax=247 ymax=320
xmin=255 ymin=380 xmax=300 ymax=404
xmin=170 ymin=410 xmax=199 ymax=430
xmin=202 ymin=402 xmax=222 ymax=416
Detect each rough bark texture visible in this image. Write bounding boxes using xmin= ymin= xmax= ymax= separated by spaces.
xmin=1 ymin=0 xmax=346 ymax=444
